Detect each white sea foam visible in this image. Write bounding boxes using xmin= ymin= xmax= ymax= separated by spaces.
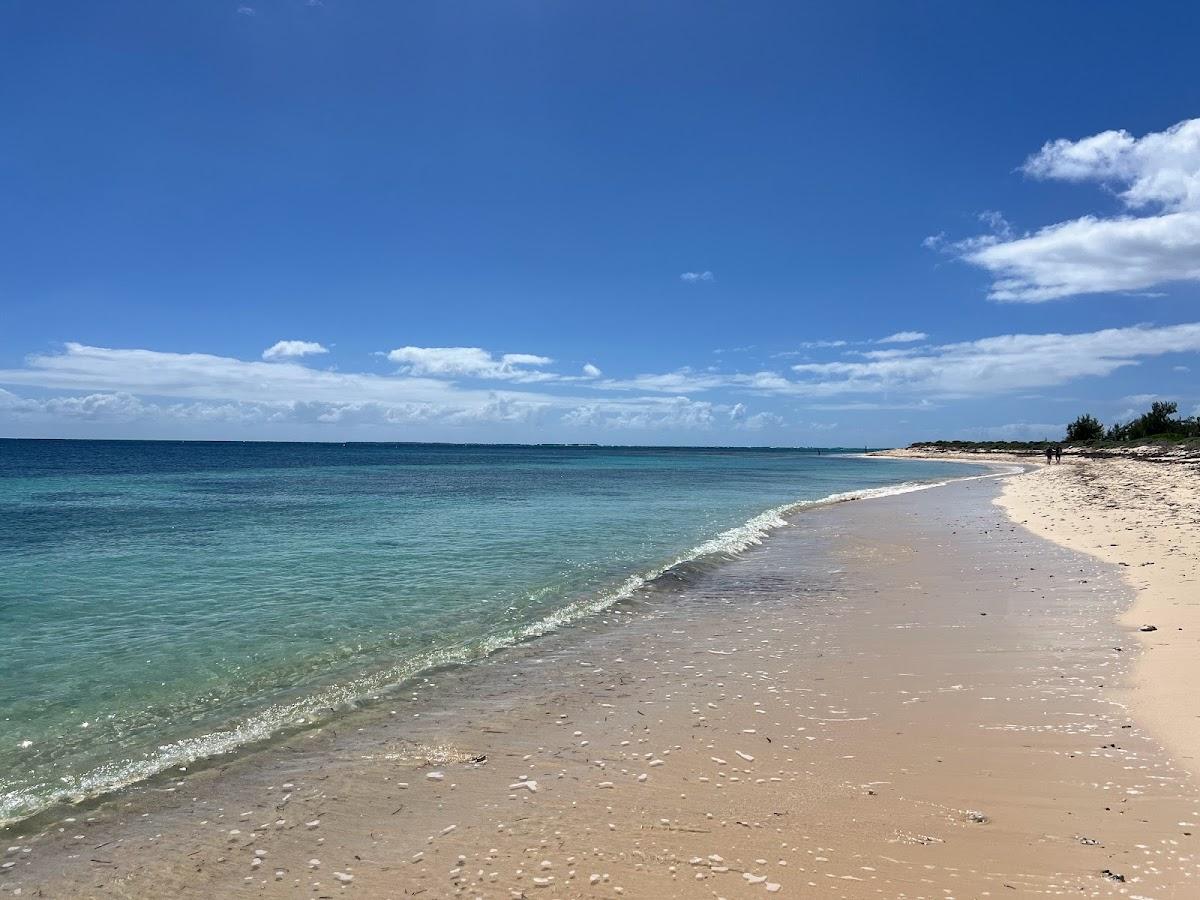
xmin=0 ymin=466 xmax=1006 ymax=827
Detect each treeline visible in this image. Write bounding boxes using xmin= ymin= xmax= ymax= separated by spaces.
xmin=906 ymin=400 xmax=1199 ymax=453
xmin=1065 ymin=400 xmax=1200 ymax=443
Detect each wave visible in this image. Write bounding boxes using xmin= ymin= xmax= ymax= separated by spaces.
xmin=0 ymin=467 xmax=1008 ymax=828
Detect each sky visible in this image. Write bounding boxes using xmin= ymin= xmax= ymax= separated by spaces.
xmin=2 ymin=1 xmax=1199 ymax=447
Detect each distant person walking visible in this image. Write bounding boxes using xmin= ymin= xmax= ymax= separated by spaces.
xmin=1054 ymin=444 xmax=1062 ymax=463
xmin=1044 ymin=445 xmax=1053 ymax=464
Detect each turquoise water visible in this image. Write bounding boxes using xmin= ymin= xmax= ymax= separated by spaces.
xmin=0 ymin=440 xmax=980 ymax=825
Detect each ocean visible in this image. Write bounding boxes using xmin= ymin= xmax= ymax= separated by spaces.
xmin=0 ymin=439 xmax=980 ymax=825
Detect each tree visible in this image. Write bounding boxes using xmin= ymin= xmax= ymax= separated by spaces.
xmin=1126 ymin=400 xmax=1180 ymax=440
xmin=1065 ymin=413 xmax=1104 ymax=442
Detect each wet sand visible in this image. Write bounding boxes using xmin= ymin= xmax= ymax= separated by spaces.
xmin=4 ymin=471 xmax=1199 ymax=898
xmin=997 ymin=456 xmax=1200 ymax=780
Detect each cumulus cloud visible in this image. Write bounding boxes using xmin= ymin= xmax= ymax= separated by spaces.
xmin=4 ymin=324 xmax=1199 ymax=435
xmin=0 ymin=343 xmax=734 ymax=434
xmin=876 ymin=331 xmax=928 ymax=344
xmin=386 ymin=346 xmax=555 ymax=382
xmin=582 ymin=363 xmax=602 ymax=378
xmin=941 ymin=118 xmax=1200 ymax=301
xmin=262 ymin=340 xmax=329 ymax=361
xmin=680 ymin=271 xmax=715 ymax=283
xmin=729 ymin=403 xmax=784 ymax=431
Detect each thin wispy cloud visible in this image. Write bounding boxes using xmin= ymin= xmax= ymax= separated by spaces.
xmin=262 ymin=340 xmax=329 ymax=361
xmin=934 ymin=117 xmax=1200 ymax=301
xmin=680 ymin=271 xmax=715 ymax=283
xmin=788 ymin=323 xmax=1200 ymax=397
xmin=876 ymin=331 xmax=928 ymax=344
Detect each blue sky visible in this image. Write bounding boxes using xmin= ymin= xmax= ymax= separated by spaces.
xmin=2 ymin=1 xmax=1199 ymax=445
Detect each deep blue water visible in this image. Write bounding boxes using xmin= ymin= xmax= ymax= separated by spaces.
xmin=0 ymin=439 xmax=980 ymax=824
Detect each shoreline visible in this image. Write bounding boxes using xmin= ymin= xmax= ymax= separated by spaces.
xmin=995 ymin=455 xmax=1200 ymax=780
xmin=5 ymin=468 xmax=1199 ymax=896
xmin=883 ymin=448 xmax=1200 ymax=782
xmin=0 ymin=464 xmax=989 ymax=832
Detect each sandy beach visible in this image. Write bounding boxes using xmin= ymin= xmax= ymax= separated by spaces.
xmin=4 ymin=461 xmax=1200 ymax=898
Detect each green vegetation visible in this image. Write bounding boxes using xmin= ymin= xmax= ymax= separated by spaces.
xmin=1101 ymin=400 xmax=1200 ymax=442
xmin=908 ymin=400 xmax=1200 ymax=453
xmin=1065 ymin=413 xmax=1104 ymax=442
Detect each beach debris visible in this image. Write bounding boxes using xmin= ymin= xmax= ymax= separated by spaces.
xmin=964 ymin=810 xmax=989 ymax=824
xmin=736 ymin=751 xmax=755 ymax=762
xmin=333 ymin=871 xmax=354 ymax=883
xmin=308 ymin=858 xmax=321 ymax=869
xmin=1101 ymin=868 xmax=1126 ymax=882
xmin=509 ymin=780 xmax=538 ymax=792
xmin=426 ymin=771 xmax=445 ymax=781
xmin=305 ymin=819 xmax=320 ymax=830
xmin=1078 ymin=836 xmax=1101 ymax=846
xmin=1139 ymin=624 xmax=1158 ymax=632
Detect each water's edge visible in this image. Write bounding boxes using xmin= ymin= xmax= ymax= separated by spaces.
xmin=1 ymin=461 xmax=1018 ymax=831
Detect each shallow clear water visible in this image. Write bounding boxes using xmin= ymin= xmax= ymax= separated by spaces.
xmin=0 ymin=439 xmax=979 ymax=824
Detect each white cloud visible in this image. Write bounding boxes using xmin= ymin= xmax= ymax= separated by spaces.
xmin=593 ymin=323 xmax=1200 ymax=401
xmin=262 ymin=340 xmax=329 ymax=361
xmin=386 ymin=346 xmax=555 ymax=382
xmin=680 ymin=271 xmax=715 ymax=283
xmin=876 ymin=331 xmax=928 ymax=344
xmin=795 ymin=339 xmax=847 ymax=349
xmin=788 ymin=323 xmax=1200 ymax=397
xmin=582 ymin=363 xmax=602 ymax=378
xmin=729 ymin=403 xmax=783 ymax=431
xmin=944 ymin=118 xmax=1200 ymax=301
xmin=0 ymin=343 xmax=739 ymax=434
xmin=561 ymin=397 xmax=719 ymax=431
xmin=1120 ymin=393 xmax=1162 ymax=407
xmin=4 ymin=323 xmax=1199 ymax=436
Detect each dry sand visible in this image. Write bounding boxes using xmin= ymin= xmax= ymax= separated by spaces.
xmin=3 ymin=467 xmax=1199 ymax=898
